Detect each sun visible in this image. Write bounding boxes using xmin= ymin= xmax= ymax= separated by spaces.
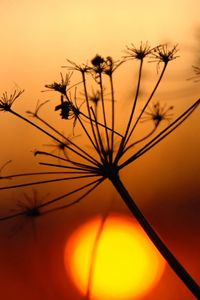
xmin=64 ymin=214 xmax=166 ymax=299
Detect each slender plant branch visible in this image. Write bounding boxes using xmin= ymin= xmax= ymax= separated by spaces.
xmin=81 ymin=71 xmax=101 ymax=156
xmin=121 ymin=62 xmax=168 ymax=154
xmin=90 ymin=107 xmax=109 ymax=163
xmin=119 ymin=98 xmax=200 ymax=169
xmin=0 ymin=174 xmax=101 ymax=191
xmin=111 ymin=175 xmax=200 ymax=298
xmin=123 ymin=125 xmax=158 ymax=154
xmin=0 ymin=178 xmax=104 ymax=221
xmin=35 ymin=150 xmax=99 ymax=172
xmin=32 ymin=113 xmax=100 ymax=166
xmin=0 ymin=170 xmax=96 ymax=180
xmin=115 ymin=59 xmax=144 ymax=163
xmin=80 ymin=110 xmax=122 ymax=138
xmin=43 ymin=177 xmax=104 ymax=214
xmin=39 ymin=177 xmax=104 ymax=208
xmin=123 ymin=59 xmax=144 ymax=141
xmin=9 ymin=109 xmax=98 ymax=167
xmin=99 ymin=73 xmax=111 ymax=161
xmin=0 ymin=210 xmax=26 ymax=221
xmin=109 ymin=74 xmax=115 ymax=162
xmin=37 ymin=162 xmax=99 ymax=173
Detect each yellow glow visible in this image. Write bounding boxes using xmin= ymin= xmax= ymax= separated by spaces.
xmin=64 ymin=214 xmax=166 ymax=299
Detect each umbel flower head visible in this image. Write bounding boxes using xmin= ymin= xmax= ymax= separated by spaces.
xmin=188 ymin=65 xmax=200 ymax=82
xmin=0 ymin=89 xmax=24 ymax=112
xmin=44 ymin=72 xmax=72 ymax=94
xmin=151 ymin=44 xmax=179 ymax=64
xmin=124 ymin=41 xmax=153 ymax=60
xmin=141 ymin=102 xmax=174 ymax=127
xmin=0 ymin=43 xmax=200 ymax=298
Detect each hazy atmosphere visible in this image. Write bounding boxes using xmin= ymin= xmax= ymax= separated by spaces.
xmin=0 ymin=1 xmax=199 ymax=299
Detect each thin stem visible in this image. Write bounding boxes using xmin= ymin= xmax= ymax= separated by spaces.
xmin=0 ymin=170 xmax=94 ymax=180
xmin=99 ymin=74 xmax=111 ymax=161
xmin=123 ymin=63 xmax=168 ymax=150
xmin=123 ymin=125 xmax=158 ymax=154
xmin=119 ymin=98 xmax=200 ymax=170
xmin=0 ymin=210 xmax=26 ymax=221
xmin=35 ymin=150 xmax=99 ymax=172
xmin=34 ymin=114 xmax=100 ymax=166
xmin=0 ymin=174 xmax=100 ymax=190
xmin=75 ymin=113 xmax=102 ymax=158
xmin=38 ymin=162 xmax=98 ymax=173
xmin=123 ymin=59 xmax=143 ymax=142
xmin=90 ymin=107 xmax=108 ymax=163
xmin=110 ymin=74 xmax=115 ymax=162
xmin=44 ymin=177 xmax=104 ymax=214
xmin=0 ymin=178 xmax=104 ymax=221
xmin=39 ymin=177 xmax=104 ymax=208
xmin=82 ymin=72 xmax=101 ymax=155
xmin=9 ymin=109 xmax=98 ymax=167
xmin=115 ymin=60 xmax=143 ymax=164
xmin=80 ymin=111 xmax=122 ymax=138
xmin=111 ymin=175 xmax=200 ymax=298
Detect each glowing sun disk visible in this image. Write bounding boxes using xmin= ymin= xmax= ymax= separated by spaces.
xmin=64 ymin=214 xmax=166 ymax=299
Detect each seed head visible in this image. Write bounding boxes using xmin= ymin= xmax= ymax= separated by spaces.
xmin=151 ymin=44 xmax=179 ymax=65
xmin=44 ymin=73 xmax=72 ymax=95
xmin=124 ymin=42 xmax=152 ymax=61
xmin=141 ymin=102 xmax=174 ymax=126
xmin=0 ymin=89 xmax=24 ymax=112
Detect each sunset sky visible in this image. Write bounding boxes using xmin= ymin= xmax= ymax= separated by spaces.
xmin=0 ymin=1 xmax=200 ymax=299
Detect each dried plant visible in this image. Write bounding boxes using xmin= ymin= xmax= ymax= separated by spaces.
xmin=0 ymin=42 xmax=199 ymax=298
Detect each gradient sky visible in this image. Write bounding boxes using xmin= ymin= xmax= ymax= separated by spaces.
xmin=0 ymin=1 xmax=200 ymax=299
xmin=0 ymin=0 xmax=200 ymax=90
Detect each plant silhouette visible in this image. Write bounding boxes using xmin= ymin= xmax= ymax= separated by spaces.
xmin=0 ymin=42 xmax=199 ymax=298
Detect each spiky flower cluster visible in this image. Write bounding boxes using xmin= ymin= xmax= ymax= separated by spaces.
xmin=0 ymin=41 xmax=199 ymax=218
xmin=0 ymin=89 xmax=24 ymax=112
xmin=0 ymin=42 xmax=199 ymax=298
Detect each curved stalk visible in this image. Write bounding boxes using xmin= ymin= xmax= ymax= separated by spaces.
xmin=111 ymin=175 xmax=200 ymax=298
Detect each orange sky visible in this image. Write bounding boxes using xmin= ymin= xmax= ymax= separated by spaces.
xmin=0 ymin=0 xmax=200 ymax=91
xmin=0 ymin=1 xmax=200 ymax=299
